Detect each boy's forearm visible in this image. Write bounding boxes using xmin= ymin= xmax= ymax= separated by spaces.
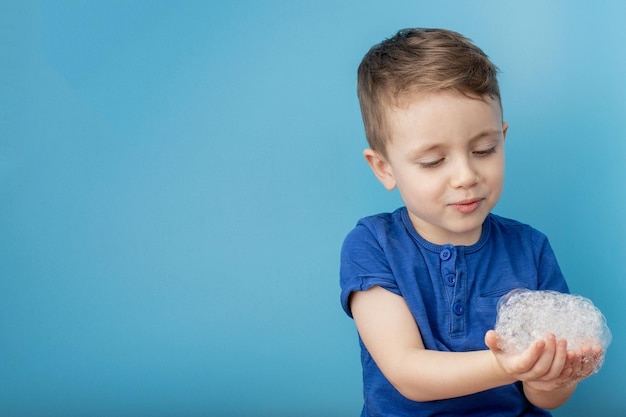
xmin=389 ymin=348 xmax=516 ymax=402
xmin=389 ymin=347 xmax=578 ymax=408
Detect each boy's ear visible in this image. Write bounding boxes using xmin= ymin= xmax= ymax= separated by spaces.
xmin=363 ymin=148 xmax=397 ymax=191
xmin=502 ymin=121 xmax=509 ymax=141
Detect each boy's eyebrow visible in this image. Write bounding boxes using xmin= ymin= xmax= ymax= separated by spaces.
xmin=468 ymin=128 xmax=502 ymax=143
xmin=405 ymin=128 xmax=502 ymax=159
xmin=406 ymin=143 xmax=443 ymax=158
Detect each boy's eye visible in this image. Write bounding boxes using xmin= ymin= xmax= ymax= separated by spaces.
xmin=419 ymin=158 xmax=444 ymax=168
xmin=474 ymin=146 xmax=496 ymax=157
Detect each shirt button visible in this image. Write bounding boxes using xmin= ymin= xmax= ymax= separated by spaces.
xmin=440 ymin=249 xmax=451 ymax=260
xmin=453 ymin=302 xmax=464 ymax=315
xmin=446 ymin=274 xmax=456 ymax=286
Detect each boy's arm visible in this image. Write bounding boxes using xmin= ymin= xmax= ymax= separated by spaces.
xmin=351 ymin=285 xmax=580 ymax=405
xmin=351 ymin=285 xmax=515 ymax=401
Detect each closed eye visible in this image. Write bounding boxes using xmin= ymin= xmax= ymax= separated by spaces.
xmin=418 ymin=158 xmax=444 ymax=168
xmin=474 ymin=147 xmax=497 ymax=157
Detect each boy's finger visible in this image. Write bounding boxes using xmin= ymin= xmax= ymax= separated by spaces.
xmin=544 ymin=338 xmax=568 ymax=380
xmin=528 ymin=335 xmax=557 ymax=378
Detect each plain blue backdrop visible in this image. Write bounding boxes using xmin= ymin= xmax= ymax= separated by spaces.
xmin=1 ymin=1 xmax=624 ymax=416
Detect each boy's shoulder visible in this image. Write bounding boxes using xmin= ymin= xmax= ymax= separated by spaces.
xmin=487 ymin=213 xmax=549 ymax=242
xmin=488 ymin=213 xmax=535 ymax=228
xmin=357 ymin=207 xmax=405 ymax=223
xmin=344 ymin=208 xmax=410 ymax=247
xmin=488 ymin=213 xmax=527 ymax=228
xmin=353 ymin=207 xmax=407 ymax=233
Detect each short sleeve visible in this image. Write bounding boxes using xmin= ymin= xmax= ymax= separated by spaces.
xmin=534 ymin=232 xmax=569 ymax=293
xmin=340 ymin=221 xmax=401 ymax=318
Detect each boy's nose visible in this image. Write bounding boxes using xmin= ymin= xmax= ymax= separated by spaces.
xmin=450 ymin=160 xmax=479 ymax=188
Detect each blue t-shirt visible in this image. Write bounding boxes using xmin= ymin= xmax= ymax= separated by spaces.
xmin=340 ymin=208 xmax=569 ymax=417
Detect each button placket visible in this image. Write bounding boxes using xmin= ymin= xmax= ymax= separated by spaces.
xmin=439 ymin=244 xmax=467 ymax=337
xmin=439 ymin=244 xmax=457 ymax=305
xmin=449 ymin=247 xmax=467 ymax=337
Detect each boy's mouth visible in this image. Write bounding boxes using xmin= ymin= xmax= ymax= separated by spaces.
xmin=450 ymin=199 xmax=482 ymax=214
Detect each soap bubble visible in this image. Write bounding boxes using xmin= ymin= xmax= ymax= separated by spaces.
xmin=494 ymin=289 xmax=611 ymax=374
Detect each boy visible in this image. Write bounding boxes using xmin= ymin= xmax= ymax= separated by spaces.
xmin=340 ymin=28 xmax=601 ymax=416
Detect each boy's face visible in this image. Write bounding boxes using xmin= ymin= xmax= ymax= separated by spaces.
xmin=365 ymin=91 xmax=508 ymax=246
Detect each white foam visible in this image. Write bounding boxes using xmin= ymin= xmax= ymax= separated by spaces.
xmin=494 ymin=289 xmax=611 ymax=374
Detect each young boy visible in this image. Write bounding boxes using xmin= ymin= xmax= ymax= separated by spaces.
xmin=340 ymin=28 xmax=601 ymax=416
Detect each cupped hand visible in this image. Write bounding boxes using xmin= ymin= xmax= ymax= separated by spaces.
xmin=485 ymin=330 xmax=573 ymax=391
xmin=486 ymin=331 xmax=606 ymax=391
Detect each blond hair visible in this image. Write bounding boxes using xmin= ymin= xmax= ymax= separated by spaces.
xmin=357 ymin=28 xmax=501 ymax=156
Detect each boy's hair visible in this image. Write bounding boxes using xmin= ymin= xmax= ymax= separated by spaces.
xmin=357 ymin=28 xmax=501 ymax=156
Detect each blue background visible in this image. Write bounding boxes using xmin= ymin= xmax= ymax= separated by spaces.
xmin=1 ymin=1 xmax=624 ymax=416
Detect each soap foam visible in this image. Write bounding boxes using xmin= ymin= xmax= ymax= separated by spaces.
xmin=494 ymin=289 xmax=611 ymax=374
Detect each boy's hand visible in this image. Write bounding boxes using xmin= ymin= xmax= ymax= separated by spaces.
xmin=565 ymin=344 xmax=604 ymax=381
xmin=484 ymin=330 xmax=601 ymax=391
xmin=485 ymin=330 xmax=569 ymax=390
